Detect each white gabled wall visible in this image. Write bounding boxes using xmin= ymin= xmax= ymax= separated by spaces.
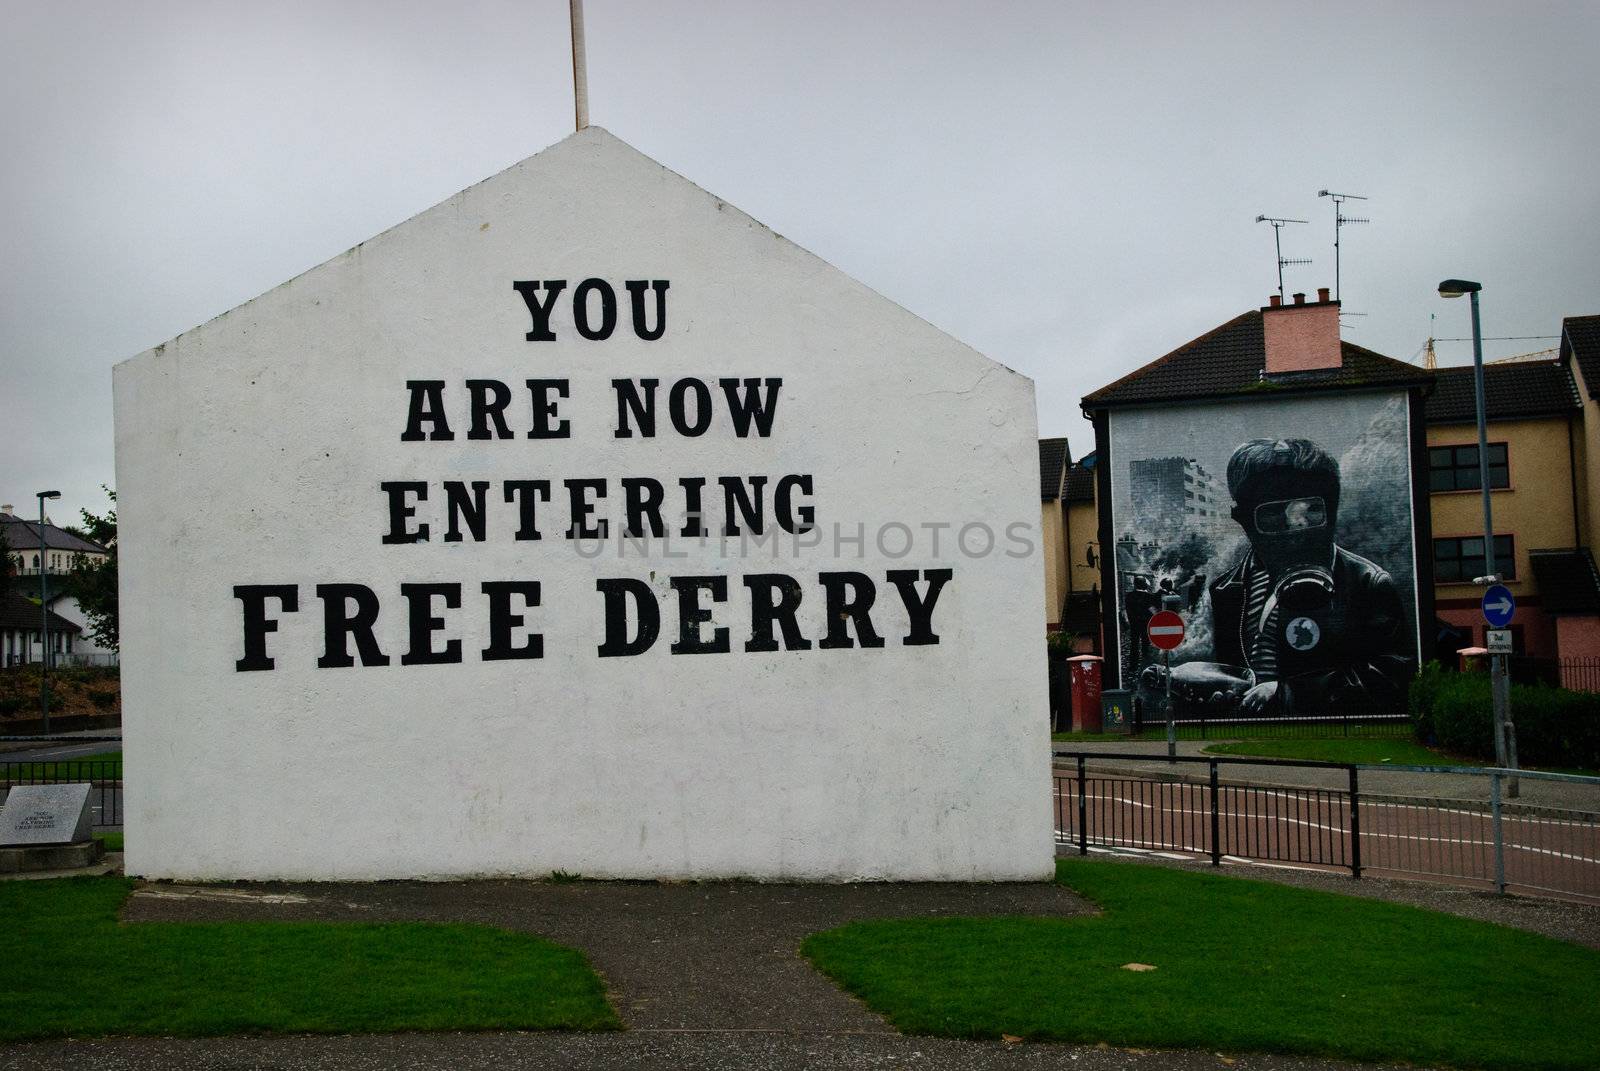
xmin=114 ymin=128 xmax=1049 ymax=882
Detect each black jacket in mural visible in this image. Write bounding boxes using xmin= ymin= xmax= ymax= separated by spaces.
xmin=1208 ymin=547 xmax=1413 ymax=714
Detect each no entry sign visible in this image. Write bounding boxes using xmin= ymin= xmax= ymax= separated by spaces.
xmin=1147 ymin=610 xmax=1186 ymax=651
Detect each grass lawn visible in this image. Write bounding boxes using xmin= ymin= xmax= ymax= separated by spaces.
xmin=1053 ymin=727 xmax=1411 ymax=744
xmin=802 ymin=859 xmax=1600 ymax=1071
xmin=0 ymin=877 xmax=618 ymax=1041
xmin=1202 ymin=737 xmax=1460 ymax=766
xmin=2 ymin=750 xmax=122 ymax=780
xmin=1200 ymin=738 xmax=1599 ymax=775
xmin=93 ymin=830 xmax=123 ymax=852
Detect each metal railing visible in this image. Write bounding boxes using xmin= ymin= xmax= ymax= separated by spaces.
xmin=1055 ymin=751 xmax=1600 ymax=903
xmin=0 ymin=759 xmax=122 ymax=827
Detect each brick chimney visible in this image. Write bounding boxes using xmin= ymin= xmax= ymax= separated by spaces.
xmin=1262 ymin=288 xmax=1341 ymax=373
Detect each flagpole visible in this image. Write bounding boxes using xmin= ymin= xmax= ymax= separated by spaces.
xmin=570 ymin=0 xmax=589 ymax=131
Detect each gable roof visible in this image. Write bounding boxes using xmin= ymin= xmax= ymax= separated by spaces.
xmin=0 ymin=590 xmax=82 ymax=634
xmin=1082 ymin=309 xmax=1431 ymax=410
xmin=1039 ymin=437 xmax=1070 ymax=500
xmin=1424 ymin=359 xmax=1580 ymax=424
xmin=0 ymin=515 xmax=108 ymax=556
xmin=1064 ymin=463 xmax=1095 ymax=504
xmin=1561 ymin=315 xmax=1600 ymax=399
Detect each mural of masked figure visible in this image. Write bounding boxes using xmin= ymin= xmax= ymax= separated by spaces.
xmin=1208 ymin=438 xmax=1413 ymax=715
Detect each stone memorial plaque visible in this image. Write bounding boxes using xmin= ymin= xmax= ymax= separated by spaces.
xmin=0 ymin=784 xmax=94 ymax=846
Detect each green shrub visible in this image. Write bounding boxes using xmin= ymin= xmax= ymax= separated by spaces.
xmin=1408 ymin=661 xmax=1449 ymax=741
xmin=0 ymin=697 xmax=20 ymax=717
xmin=1415 ymin=667 xmax=1600 ymax=769
xmin=1512 ymin=684 xmax=1600 ymax=769
xmin=1429 ymin=671 xmax=1494 ymax=759
xmin=89 ymin=688 xmax=118 ymax=711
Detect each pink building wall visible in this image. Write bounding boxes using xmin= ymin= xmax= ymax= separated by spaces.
xmin=1437 ymin=603 xmax=1559 ymax=660
xmin=1557 ymin=617 xmax=1600 ymax=691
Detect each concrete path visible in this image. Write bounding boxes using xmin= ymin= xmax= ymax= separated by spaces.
xmin=0 ymin=1031 xmax=1439 ymax=1070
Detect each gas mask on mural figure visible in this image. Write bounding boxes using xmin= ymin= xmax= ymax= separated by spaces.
xmin=1225 ymin=439 xmax=1343 ymax=666
xmin=1234 ymin=494 xmax=1337 ymax=624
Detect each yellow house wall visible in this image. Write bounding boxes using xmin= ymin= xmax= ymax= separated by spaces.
xmin=1066 ymin=497 xmax=1099 ymax=597
xmin=1041 ymin=500 xmax=1066 ymax=627
xmin=1426 ymin=416 xmax=1578 ymax=611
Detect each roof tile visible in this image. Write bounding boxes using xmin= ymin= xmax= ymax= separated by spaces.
xmin=1039 ymin=437 xmax=1069 ymax=500
xmin=1083 ymin=309 xmax=1429 ymax=408
xmin=1424 ymin=359 xmax=1579 ymax=424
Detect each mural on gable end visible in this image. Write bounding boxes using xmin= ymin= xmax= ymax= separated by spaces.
xmin=1109 ymin=392 xmax=1419 ymax=720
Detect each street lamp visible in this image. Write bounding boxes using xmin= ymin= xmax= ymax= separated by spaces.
xmin=35 ymin=490 xmax=60 ymax=733
xmin=1437 ymin=280 xmax=1518 ymax=792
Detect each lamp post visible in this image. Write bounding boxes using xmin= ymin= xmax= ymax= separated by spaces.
xmin=1437 ymin=281 xmax=1518 ymax=794
xmin=36 ymin=490 xmax=61 ymax=733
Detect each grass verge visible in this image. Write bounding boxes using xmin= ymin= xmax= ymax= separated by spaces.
xmin=1201 ymin=737 xmax=1458 ymax=765
xmin=1052 ymin=727 xmax=1412 ymax=744
xmin=2 ymin=750 xmax=122 ymax=779
xmin=802 ymin=859 xmax=1600 ymax=1070
xmin=1 ymin=877 xmax=619 ymax=1040
xmin=1200 ymin=737 xmax=1598 ymax=775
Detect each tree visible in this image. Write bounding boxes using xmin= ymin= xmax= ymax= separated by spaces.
xmin=65 ymin=487 xmax=118 ymax=652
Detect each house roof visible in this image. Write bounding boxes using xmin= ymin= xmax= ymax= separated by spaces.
xmin=1561 ymin=315 xmax=1600 ymax=399
xmin=0 ymin=590 xmax=82 ymax=634
xmin=1529 ymin=549 xmax=1600 ymax=614
xmin=0 ymin=514 xmax=107 ymax=556
xmin=1064 ymin=464 xmax=1095 ymax=504
xmin=1039 ymin=437 xmax=1070 ymax=501
xmin=1082 ymin=309 xmax=1431 ymax=410
xmin=1423 ymin=359 xmax=1580 ymax=424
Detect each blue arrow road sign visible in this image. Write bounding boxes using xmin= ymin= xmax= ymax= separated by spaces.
xmin=1482 ymin=584 xmax=1516 ymax=628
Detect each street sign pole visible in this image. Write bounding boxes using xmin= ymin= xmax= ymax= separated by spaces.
xmin=1481 ymin=583 xmax=1519 ymax=798
xmin=1146 ymin=610 xmax=1186 ymax=763
xmin=1165 ymin=649 xmax=1175 ymax=761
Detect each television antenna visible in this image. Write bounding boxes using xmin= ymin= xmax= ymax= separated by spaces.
xmin=1255 ymin=216 xmax=1312 ymax=301
xmin=1317 ymin=190 xmax=1369 ymax=301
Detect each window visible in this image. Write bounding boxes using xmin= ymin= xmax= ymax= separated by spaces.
xmin=1430 ymin=443 xmax=1509 ymax=492
xmin=1434 ymin=535 xmax=1515 ymax=582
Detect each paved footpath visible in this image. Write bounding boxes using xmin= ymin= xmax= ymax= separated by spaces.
xmin=4 ymin=874 xmax=1447 ymax=1071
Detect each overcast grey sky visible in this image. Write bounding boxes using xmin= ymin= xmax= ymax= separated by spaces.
xmin=4 ymin=0 xmax=1598 ymax=526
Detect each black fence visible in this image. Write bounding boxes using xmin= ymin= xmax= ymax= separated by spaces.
xmin=1508 ymin=656 xmax=1600 ymax=692
xmin=0 ymin=759 xmax=122 ymax=828
xmin=1055 ymin=752 xmax=1600 ymax=903
xmin=1056 ymin=753 xmax=1361 ymax=874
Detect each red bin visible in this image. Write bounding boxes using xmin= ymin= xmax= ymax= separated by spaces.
xmin=1067 ymin=655 xmax=1104 ymax=733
